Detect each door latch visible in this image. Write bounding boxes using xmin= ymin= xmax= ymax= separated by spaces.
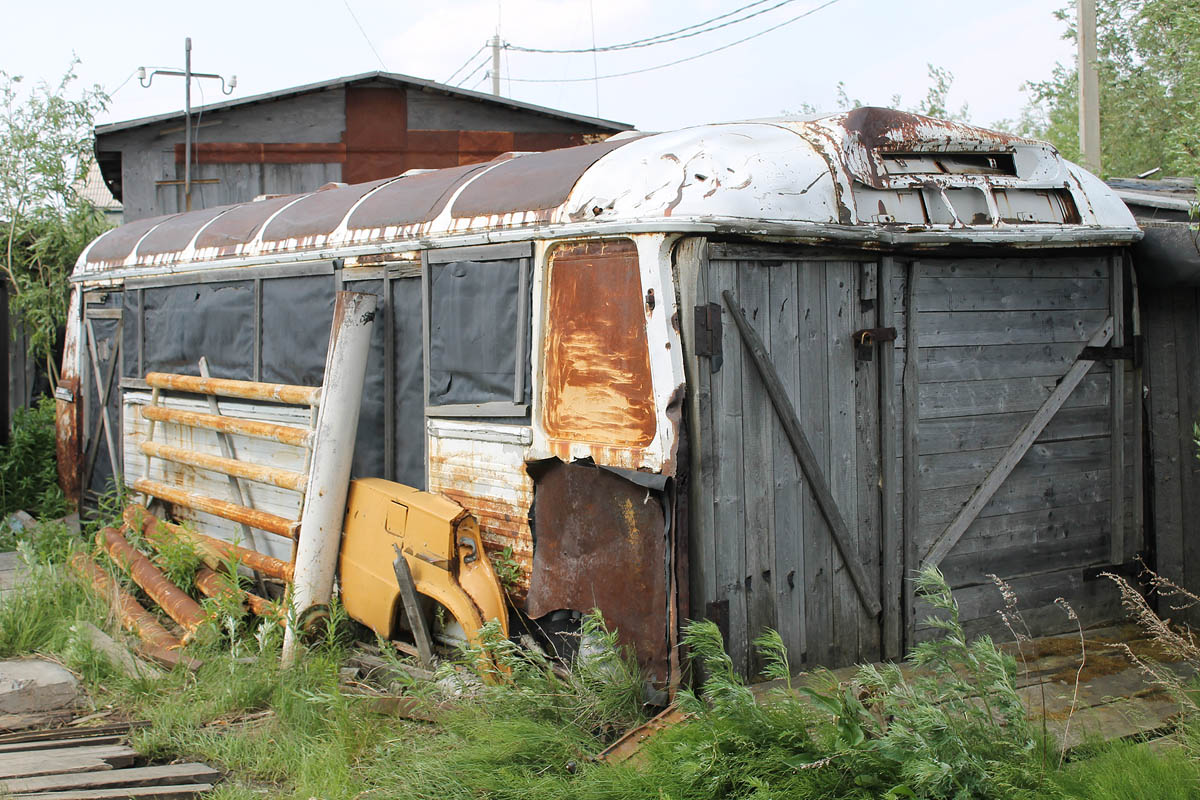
xmin=852 ymin=327 xmax=897 ymax=361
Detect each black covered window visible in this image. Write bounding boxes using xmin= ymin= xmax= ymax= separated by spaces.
xmin=424 ymin=244 xmax=531 ymax=416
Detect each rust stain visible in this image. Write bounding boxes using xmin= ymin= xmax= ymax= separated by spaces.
xmin=134 ymin=477 xmax=298 ymax=539
xmin=69 ymin=553 xmax=183 ymax=652
xmin=428 ymin=444 xmax=534 ymax=602
xmin=140 ymin=405 xmax=312 ymax=447
xmin=97 ymin=525 xmax=207 ymax=636
xmin=146 ymin=373 xmax=320 ymax=407
xmin=542 ymin=239 xmax=656 ymax=448
xmin=525 ymin=460 xmax=671 ymax=686
xmin=140 ymin=440 xmax=307 ymax=492
xmin=55 ymin=375 xmax=81 ymax=506
xmin=125 ymin=503 xmax=294 ymax=581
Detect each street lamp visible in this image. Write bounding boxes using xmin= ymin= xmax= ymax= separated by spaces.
xmin=137 ymin=38 xmax=237 ymax=211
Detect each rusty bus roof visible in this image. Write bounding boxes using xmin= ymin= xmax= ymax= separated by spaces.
xmin=75 ymin=108 xmax=1141 ymax=279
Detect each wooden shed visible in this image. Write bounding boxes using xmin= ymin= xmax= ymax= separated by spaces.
xmin=94 ymin=71 xmax=632 ymax=222
xmin=63 ymin=109 xmax=1144 ymax=681
xmin=1107 ymin=177 xmax=1200 ymax=625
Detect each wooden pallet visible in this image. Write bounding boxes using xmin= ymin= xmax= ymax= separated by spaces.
xmin=0 ymin=721 xmax=218 ymax=799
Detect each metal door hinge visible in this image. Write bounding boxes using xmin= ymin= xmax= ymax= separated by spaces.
xmin=694 ymin=302 xmax=723 ymax=372
xmin=1080 ymin=335 xmax=1142 ymax=367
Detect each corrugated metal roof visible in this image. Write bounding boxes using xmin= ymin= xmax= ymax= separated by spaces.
xmin=94 ymin=71 xmax=633 ymax=137
xmin=76 ymin=110 xmax=1143 ymax=277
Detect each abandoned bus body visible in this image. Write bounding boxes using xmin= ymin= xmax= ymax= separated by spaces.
xmin=60 ymin=107 xmax=1141 ymax=683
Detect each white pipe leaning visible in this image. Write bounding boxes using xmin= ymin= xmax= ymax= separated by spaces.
xmin=282 ymin=291 xmax=377 ymax=665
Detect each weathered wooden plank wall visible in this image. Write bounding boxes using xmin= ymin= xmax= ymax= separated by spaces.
xmin=1143 ymin=285 xmax=1200 ymax=626
xmin=894 ymin=255 xmax=1135 ymax=642
xmin=691 ymin=246 xmax=883 ymax=675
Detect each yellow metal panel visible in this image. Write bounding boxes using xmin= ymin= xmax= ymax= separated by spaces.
xmin=339 ymin=478 xmax=508 ymax=642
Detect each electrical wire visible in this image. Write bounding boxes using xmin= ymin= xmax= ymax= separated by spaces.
xmin=343 ymin=0 xmax=388 ymax=71
xmin=504 ymin=0 xmax=842 ymax=83
xmin=444 ymin=43 xmax=487 ymax=84
xmin=106 ymin=69 xmax=137 ymax=98
xmin=455 ymin=55 xmax=491 ymax=88
xmin=506 ymin=0 xmax=790 ymax=53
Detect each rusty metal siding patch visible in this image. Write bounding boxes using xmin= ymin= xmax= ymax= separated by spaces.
xmin=542 ymin=239 xmax=656 ymax=448
xmin=526 ymin=459 xmax=670 ymax=685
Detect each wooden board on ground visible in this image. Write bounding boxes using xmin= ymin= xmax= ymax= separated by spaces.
xmin=1 ymin=764 xmax=220 ymax=795
xmin=0 ymin=745 xmax=138 ymax=779
xmin=14 ymin=783 xmax=214 ymax=799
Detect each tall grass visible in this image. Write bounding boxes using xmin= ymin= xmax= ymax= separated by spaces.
xmin=1 ymin=510 xmax=1198 ymax=800
xmin=0 ymin=397 xmax=69 ymax=527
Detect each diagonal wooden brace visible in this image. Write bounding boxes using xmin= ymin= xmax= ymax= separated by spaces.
xmin=722 ymin=290 xmax=882 ymax=618
xmin=922 ymin=316 xmax=1115 ymax=568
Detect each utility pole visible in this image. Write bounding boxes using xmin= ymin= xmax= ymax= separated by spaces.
xmin=490 ymin=35 xmax=501 ymax=96
xmin=138 ymin=39 xmax=237 ymax=211
xmin=1078 ymin=0 xmax=1101 ymax=175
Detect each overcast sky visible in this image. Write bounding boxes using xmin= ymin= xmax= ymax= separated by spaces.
xmin=4 ymin=0 xmax=1073 ymax=133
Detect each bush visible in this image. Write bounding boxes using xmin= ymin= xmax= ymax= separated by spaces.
xmin=0 ymin=395 xmax=69 ymax=523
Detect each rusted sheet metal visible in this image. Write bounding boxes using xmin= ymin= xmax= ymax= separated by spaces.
xmin=72 ymin=113 xmax=1142 ymax=281
xmin=136 ymin=205 xmax=232 ymax=256
xmin=193 ymin=194 xmax=296 ymax=254
xmin=55 ymin=375 xmax=81 ymax=506
xmin=96 ymin=526 xmax=208 ymax=636
xmin=140 ymin=439 xmax=307 ymax=492
xmin=427 ymin=424 xmax=533 ymax=601
xmin=124 ymin=503 xmax=294 ymax=582
xmin=260 ymin=177 xmax=394 ymax=245
xmin=346 ymin=162 xmax=492 ymax=233
xmin=526 ymin=460 xmax=671 ymax=686
xmin=595 ymin=705 xmax=690 ymax=765
xmin=69 ymin=553 xmax=183 ymax=653
xmin=140 ymin=405 xmax=312 ymax=447
xmin=146 ymin=372 xmax=320 ymax=407
xmin=542 ymin=239 xmax=655 ymax=449
xmin=81 ymin=212 xmax=179 ymax=268
xmin=55 ymin=289 xmax=82 ymax=505
xmin=450 ymin=138 xmax=638 ymax=220
xmin=530 ymin=235 xmax=685 ymax=477
xmin=134 ymin=478 xmax=299 ymax=539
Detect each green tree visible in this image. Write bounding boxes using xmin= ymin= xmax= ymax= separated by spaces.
xmin=1023 ymin=0 xmax=1200 ymax=179
xmin=0 ymin=61 xmax=110 ymax=385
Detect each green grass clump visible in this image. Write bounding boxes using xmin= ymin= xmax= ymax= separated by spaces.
xmin=0 ymin=397 xmax=70 ymax=531
xmin=1054 ymin=739 xmax=1200 ymax=799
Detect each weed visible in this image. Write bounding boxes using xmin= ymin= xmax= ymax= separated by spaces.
xmin=492 ymin=545 xmax=522 ymax=593
xmin=0 ymin=397 xmax=69 ymax=523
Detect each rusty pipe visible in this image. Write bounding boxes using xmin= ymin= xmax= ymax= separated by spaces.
xmin=96 ymin=526 xmax=207 ymax=637
xmin=140 ymin=440 xmax=307 ymax=492
xmin=139 ymin=404 xmax=313 ymax=447
xmin=123 ymin=504 xmax=294 ymax=582
xmin=195 ymin=567 xmax=282 ymax=624
xmin=69 ymin=553 xmax=182 ymax=653
xmin=146 ymin=372 xmax=320 ymax=407
xmin=133 ymin=478 xmax=298 ymax=539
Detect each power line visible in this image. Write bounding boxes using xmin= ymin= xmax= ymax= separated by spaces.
xmin=507 ymin=0 xmax=781 ymax=53
xmin=343 ymin=0 xmax=388 ymax=71
xmin=445 ymin=43 xmax=487 ymax=84
xmin=456 ymin=55 xmax=491 ymax=88
xmin=504 ymin=0 xmax=843 ymax=84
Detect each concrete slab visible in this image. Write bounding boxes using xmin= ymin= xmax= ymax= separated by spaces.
xmin=0 ymin=660 xmax=79 ymax=715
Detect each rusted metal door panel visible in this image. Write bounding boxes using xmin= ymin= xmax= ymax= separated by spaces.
xmin=694 ymin=252 xmax=884 ymax=676
xmin=526 ymin=459 xmax=670 ymax=686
